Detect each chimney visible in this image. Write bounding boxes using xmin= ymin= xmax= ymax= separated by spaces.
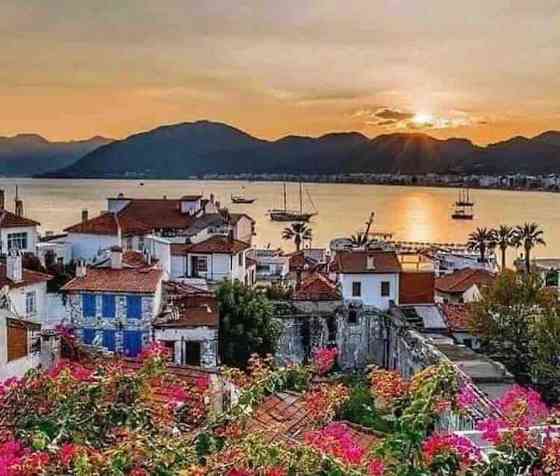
xmin=110 ymin=245 xmax=123 ymax=269
xmin=81 ymin=209 xmax=88 ymax=223
xmin=6 ymin=250 xmax=23 ymax=283
xmin=210 ymin=193 xmax=215 ymax=204
xmin=75 ymin=260 xmax=87 ymax=278
xmin=0 ymin=189 xmax=4 ymax=209
xmin=366 ymin=254 xmax=376 ymax=270
xmin=14 ymin=199 xmax=23 ymax=217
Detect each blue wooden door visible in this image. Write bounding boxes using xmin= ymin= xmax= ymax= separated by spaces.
xmin=102 ymin=330 xmax=116 ymax=351
xmin=123 ymin=331 xmax=143 ymax=357
xmin=83 ymin=328 xmax=96 ymax=345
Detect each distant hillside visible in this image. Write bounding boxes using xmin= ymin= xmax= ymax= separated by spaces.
xmin=0 ymin=134 xmax=113 ymax=176
xmin=39 ymin=121 xmax=560 ymax=178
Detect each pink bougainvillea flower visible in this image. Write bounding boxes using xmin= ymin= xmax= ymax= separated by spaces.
xmin=422 ymin=433 xmax=480 ymax=468
xmin=58 ymin=443 xmax=79 ymax=466
xmin=313 ymin=347 xmax=338 ymax=375
xmin=496 ymin=385 xmax=548 ymax=427
xmin=264 ymin=467 xmax=287 ymax=476
xmin=367 ymin=458 xmax=385 ymax=476
xmin=304 ymin=422 xmax=366 ymax=465
xmin=456 ymin=385 xmax=477 ymax=410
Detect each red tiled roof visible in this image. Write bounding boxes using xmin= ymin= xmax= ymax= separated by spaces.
xmin=64 ymin=212 xmax=152 ymax=236
xmin=399 ymin=272 xmax=435 ymax=305
xmin=0 ymin=265 xmax=52 ymax=289
xmin=435 ymin=268 xmax=495 ymax=294
xmin=122 ymin=250 xmax=151 ymax=268
xmin=288 ymin=251 xmax=317 ymax=272
xmin=245 ymin=392 xmax=382 ymax=447
xmin=441 ymin=303 xmax=472 ymax=332
xmin=62 ymin=267 xmax=163 ymax=293
xmin=119 ymin=199 xmax=196 ymax=231
xmin=294 ymin=273 xmax=340 ymax=301
xmin=171 ymin=235 xmax=250 ymax=255
xmin=335 ymin=250 xmax=402 ymax=274
xmin=0 ymin=209 xmax=40 ymax=228
xmin=155 ymin=304 xmax=219 ymax=328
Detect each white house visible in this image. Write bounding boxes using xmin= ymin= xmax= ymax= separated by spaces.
xmin=170 ymin=235 xmax=252 ymax=285
xmin=153 ymin=281 xmax=219 ymax=368
xmin=250 ymin=248 xmax=290 ymax=283
xmin=334 ymin=250 xmax=401 ymax=310
xmin=435 ymin=268 xmax=496 ymax=304
xmin=61 ymin=247 xmax=166 ymax=357
xmin=0 ymin=252 xmax=52 ymax=323
xmin=62 ymin=194 xmax=253 ymax=263
xmin=0 ymin=190 xmax=40 ymax=256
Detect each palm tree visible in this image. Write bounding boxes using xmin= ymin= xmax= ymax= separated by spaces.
xmin=281 ymin=222 xmax=312 ymax=252
xmin=350 ymin=232 xmax=369 ymax=247
xmin=467 ymin=227 xmax=495 ymax=263
xmin=512 ymin=222 xmax=546 ymax=274
xmin=493 ymin=225 xmax=514 ymax=271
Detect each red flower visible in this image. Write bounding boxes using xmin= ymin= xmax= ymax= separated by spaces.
xmin=59 ymin=443 xmax=78 ymax=466
xmin=313 ymin=347 xmax=337 ymax=375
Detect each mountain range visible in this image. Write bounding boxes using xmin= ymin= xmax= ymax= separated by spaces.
xmin=6 ymin=121 xmax=560 ymax=178
xmin=0 ymin=134 xmax=113 ymax=176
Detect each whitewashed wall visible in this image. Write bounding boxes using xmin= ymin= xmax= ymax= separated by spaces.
xmin=340 ymin=273 xmax=399 ymax=310
xmin=0 ymin=225 xmax=38 ymax=254
xmin=8 ymin=282 xmax=48 ymax=323
xmin=66 ymin=232 xmax=120 ymax=261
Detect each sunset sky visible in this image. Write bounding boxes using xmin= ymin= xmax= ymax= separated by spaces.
xmin=2 ymin=0 xmax=559 ymax=145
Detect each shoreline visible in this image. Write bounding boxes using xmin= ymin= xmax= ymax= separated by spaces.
xmin=18 ymin=174 xmax=560 ymax=195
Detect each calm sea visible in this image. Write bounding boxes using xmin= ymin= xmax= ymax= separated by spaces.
xmin=1 ymin=178 xmax=558 ymax=263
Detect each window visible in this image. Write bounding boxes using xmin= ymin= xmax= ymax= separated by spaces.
xmin=102 ymin=330 xmax=116 ymax=351
xmin=163 ymin=341 xmax=176 ymax=362
xmin=381 ymin=281 xmax=391 ymax=297
xmin=348 ymin=309 xmax=358 ymax=324
xmin=184 ymin=341 xmax=201 ymax=366
xmin=463 ymin=338 xmax=473 ymax=349
xmin=123 ymin=331 xmax=143 ymax=357
xmin=7 ymin=320 xmax=28 ymax=361
xmin=546 ymin=271 xmax=559 ymax=287
xmin=238 ymin=252 xmax=243 ymax=267
xmin=138 ymin=236 xmax=145 ymax=250
xmin=126 ymin=295 xmax=142 ymax=319
xmin=102 ymin=295 xmax=116 ymax=318
xmin=352 ymin=281 xmax=361 ymax=297
xmin=126 ymin=236 xmax=133 ymax=250
xmin=7 ymin=232 xmax=27 ymax=251
xmin=83 ymin=328 xmax=96 ymax=345
xmin=25 ymin=291 xmax=36 ymax=316
xmin=82 ymin=294 xmax=96 ymax=318
xmin=196 ymin=256 xmax=208 ymax=273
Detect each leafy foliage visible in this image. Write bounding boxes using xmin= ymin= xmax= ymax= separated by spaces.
xmin=216 ymin=281 xmax=281 ymax=368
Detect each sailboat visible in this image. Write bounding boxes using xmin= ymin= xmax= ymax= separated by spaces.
xmin=231 ymin=186 xmax=256 ymax=204
xmin=455 ymin=188 xmax=474 ymax=207
xmin=451 ymin=188 xmax=474 ymax=220
xmin=268 ymin=182 xmax=317 ymax=222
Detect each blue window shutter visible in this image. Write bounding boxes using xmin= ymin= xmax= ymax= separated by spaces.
xmin=123 ymin=331 xmax=143 ymax=357
xmin=102 ymin=330 xmax=116 ymax=351
xmin=82 ymin=294 xmax=96 ymax=318
xmin=126 ymin=295 xmax=142 ymax=319
xmin=83 ymin=328 xmax=95 ymax=345
xmin=102 ymin=295 xmax=116 ymax=318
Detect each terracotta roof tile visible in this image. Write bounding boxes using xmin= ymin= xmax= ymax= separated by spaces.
xmin=119 ymin=199 xmax=196 ymax=230
xmin=64 ymin=212 xmax=152 ymax=236
xmin=288 ymin=251 xmax=318 ymax=272
xmin=441 ymin=303 xmax=472 ymax=332
xmin=0 ymin=265 xmax=52 ymax=289
xmin=171 ymin=235 xmax=250 ymax=255
xmin=435 ymin=268 xmax=495 ymax=294
xmin=335 ymin=250 xmax=402 ymax=274
xmin=0 ymin=209 xmax=40 ymax=228
xmin=62 ymin=267 xmax=163 ymax=293
xmin=294 ymin=273 xmax=340 ymax=301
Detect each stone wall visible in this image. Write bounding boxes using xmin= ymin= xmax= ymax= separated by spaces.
xmin=273 ymin=300 xmax=384 ymax=370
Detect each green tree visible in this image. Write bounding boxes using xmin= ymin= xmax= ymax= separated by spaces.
xmin=216 ymin=280 xmax=280 ymax=368
xmin=467 ymin=227 xmax=495 ymax=263
xmin=469 ymin=270 xmax=560 ymax=401
xmin=512 ymin=222 xmax=546 ymax=274
xmin=281 ymin=222 xmax=312 ymax=252
xmin=493 ymin=225 xmax=514 ymax=271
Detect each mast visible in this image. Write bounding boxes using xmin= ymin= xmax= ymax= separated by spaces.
xmin=299 ymin=182 xmax=303 ymax=214
xmin=283 ymin=183 xmax=287 ymax=212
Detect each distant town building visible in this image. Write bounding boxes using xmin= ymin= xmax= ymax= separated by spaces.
xmin=435 ymin=268 xmax=496 ymax=303
xmin=0 ymin=189 xmax=40 ymax=255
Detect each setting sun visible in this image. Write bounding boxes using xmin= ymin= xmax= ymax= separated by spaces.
xmin=412 ymin=113 xmax=434 ymax=126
